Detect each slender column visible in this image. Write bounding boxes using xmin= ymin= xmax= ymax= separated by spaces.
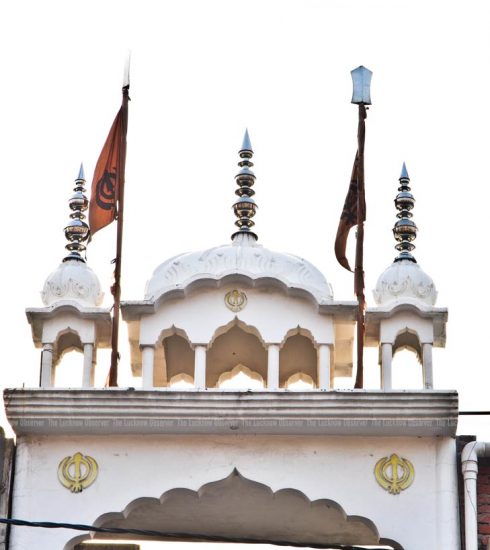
xmin=141 ymin=345 xmax=155 ymax=389
xmin=40 ymin=343 xmax=54 ymax=388
xmin=422 ymin=343 xmax=433 ymax=389
xmin=267 ymin=344 xmax=280 ymax=390
xmin=381 ymin=343 xmax=393 ymax=390
xmin=194 ymin=345 xmax=207 ymax=390
xmin=317 ymin=344 xmax=331 ymax=390
xmin=82 ymin=343 xmax=94 ymax=388
xmin=462 ymin=451 xmax=479 ymax=550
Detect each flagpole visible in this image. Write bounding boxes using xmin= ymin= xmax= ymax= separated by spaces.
xmin=354 ymin=103 xmax=366 ymax=389
xmin=108 ymin=67 xmax=130 ymax=387
xmin=350 ymin=66 xmax=371 ymax=390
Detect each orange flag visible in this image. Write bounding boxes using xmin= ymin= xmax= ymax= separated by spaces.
xmin=89 ymin=87 xmax=129 ymax=236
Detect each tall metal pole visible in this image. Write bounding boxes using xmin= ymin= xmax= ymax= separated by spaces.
xmin=350 ymin=65 xmax=371 ymax=390
xmin=108 ymin=83 xmax=129 ymax=387
xmin=354 ymin=103 xmax=366 ymax=389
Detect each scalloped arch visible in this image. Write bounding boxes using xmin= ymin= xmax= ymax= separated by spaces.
xmin=64 ymin=469 xmax=402 ymax=549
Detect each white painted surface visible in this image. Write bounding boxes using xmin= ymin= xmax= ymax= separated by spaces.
xmin=266 ymin=344 xmax=279 ymax=389
xmin=373 ymin=259 xmax=437 ymax=307
xmin=141 ymin=345 xmax=155 ymax=389
xmin=145 ymin=233 xmax=334 ymax=304
xmin=9 ymin=434 xmax=457 ymax=549
xmin=138 ymin=286 xmax=336 ymax=348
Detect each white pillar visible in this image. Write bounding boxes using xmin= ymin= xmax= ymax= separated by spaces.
xmin=317 ymin=344 xmax=331 ymax=390
xmin=82 ymin=343 xmax=94 ymax=388
xmin=40 ymin=343 xmax=54 ymax=388
xmin=435 ymin=439 xmax=460 ymax=550
xmin=422 ymin=343 xmax=433 ymax=389
xmin=462 ymin=442 xmax=490 ymax=550
xmin=381 ymin=343 xmax=393 ymax=390
xmin=194 ymin=345 xmax=207 ymax=389
xmin=267 ymin=344 xmax=280 ymax=390
xmin=141 ymin=345 xmax=155 ymax=389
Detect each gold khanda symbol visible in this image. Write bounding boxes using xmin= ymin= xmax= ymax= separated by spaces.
xmin=375 ymin=453 xmax=414 ymax=495
xmin=225 ymin=289 xmax=247 ymax=312
xmin=58 ymin=452 xmax=98 ymax=493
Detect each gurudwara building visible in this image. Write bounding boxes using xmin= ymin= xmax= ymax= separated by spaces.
xmin=2 ymin=123 xmax=489 ymax=549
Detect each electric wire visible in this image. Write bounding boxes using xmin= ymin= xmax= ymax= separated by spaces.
xmin=0 ymin=517 xmax=392 ymax=550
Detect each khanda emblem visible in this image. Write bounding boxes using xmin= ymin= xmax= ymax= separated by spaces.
xmin=95 ymin=170 xmax=117 ymax=211
xmin=375 ymin=454 xmax=414 ymax=494
xmin=225 ymin=290 xmax=247 ymax=312
xmin=58 ymin=452 xmax=98 ymax=493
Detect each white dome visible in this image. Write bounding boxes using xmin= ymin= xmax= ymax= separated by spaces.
xmin=373 ymin=259 xmax=437 ymax=306
xmin=145 ymin=233 xmax=333 ymax=303
xmin=41 ymin=259 xmax=104 ymax=307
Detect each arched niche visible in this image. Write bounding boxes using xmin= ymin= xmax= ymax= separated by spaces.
xmin=218 ymin=364 xmax=265 ymax=389
xmin=154 ymin=327 xmax=194 ymax=388
xmin=286 ymin=372 xmax=315 ymax=390
xmin=392 ymin=329 xmax=423 ymax=389
xmin=207 ymin=321 xmax=267 ymax=388
xmin=168 ymin=373 xmax=194 ymax=388
xmin=279 ymin=331 xmax=317 ymax=388
xmin=65 ymin=469 xmax=403 ymax=549
xmin=53 ymin=329 xmax=84 ymax=387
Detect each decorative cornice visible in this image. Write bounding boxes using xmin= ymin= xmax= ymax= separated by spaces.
xmin=5 ymin=388 xmax=458 ymax=437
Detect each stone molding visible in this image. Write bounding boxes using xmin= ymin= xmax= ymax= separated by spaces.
xmin=5 ymin=388 xmax=458 ymax=437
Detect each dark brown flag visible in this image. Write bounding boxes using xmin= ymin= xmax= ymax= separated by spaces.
xmin=334 ymin=152 xmax=366 ymax=272
xmin=88 ymin=90 xmax=128 ymax=236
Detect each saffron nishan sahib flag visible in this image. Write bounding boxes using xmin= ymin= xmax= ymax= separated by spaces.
xmin=88 ymin=94 xmax=128 ymax=236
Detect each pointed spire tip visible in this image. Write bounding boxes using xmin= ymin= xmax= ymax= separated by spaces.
xmin=400 ymin=162 xmax=409 ymax=179
xmin=77 ymin=163 xmax=85 ymax=181
xmin=240 ymin=128 xmax=253 ymax=152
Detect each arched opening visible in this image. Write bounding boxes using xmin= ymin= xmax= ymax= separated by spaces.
xmin=65 ymin=470 xmax=402 ymax=549
xmin=154 ymin=330 xmax=194 ymax=388
xmin=168 ymin=373 xmax=194 ymax=389
xmin=279 ymin=332 xmax=317 ymax=388
xmin=207 ymin=324 xmax=267 ymax=388
xmin=218 ymin=364 xmax=265 ymax=389
xmin=53 ymin=330 xmax=84 ymax=387
xmin=285 ymin=372 xmax=315 ymax=390
xmin=392 ymin=330 xmax=423 ymax=389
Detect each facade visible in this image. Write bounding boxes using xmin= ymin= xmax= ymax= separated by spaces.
xmin=3 ymin=133 xmax=470 ymax=549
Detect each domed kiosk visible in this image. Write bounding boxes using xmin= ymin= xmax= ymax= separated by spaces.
xmin=25 ymin=166 xmax=111 ymax=387
xmin=121 ymin=132 xmax=357 ymax=390
xmin=366 ymin=164 xmax=448 ymax=389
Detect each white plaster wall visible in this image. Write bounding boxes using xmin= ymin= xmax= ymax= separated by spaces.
xmin=42 ymin=314 xmax=96 ymax=345
xmin=140 ymin=285 xmax=334 ymax=346
xmin=380 ymin=312 xmax=434 ymax=345
xmin=10 ymin=434 xmax=459 ymax=549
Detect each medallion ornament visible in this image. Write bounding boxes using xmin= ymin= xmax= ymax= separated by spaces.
xmin=225 ymin=289 xmax=247 ymax=312
xmin=375 ymin=453 xmax=414 ymax=494
xmin=58 ymin=452 xmax=98 ymax=493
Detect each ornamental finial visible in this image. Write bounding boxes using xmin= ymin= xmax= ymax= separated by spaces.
xmin=393 ymin=162 xmax=417 ymax=262
xmin=63 ymin=164 xmax=90 ymax=262
xmin=231 ymin=129 xmax=258 ymax=241
xmin=351 ymin=65 xmax=373 ymax=105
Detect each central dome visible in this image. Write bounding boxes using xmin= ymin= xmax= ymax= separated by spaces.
xmin=145 ymin=233 xmax=333 ymax=303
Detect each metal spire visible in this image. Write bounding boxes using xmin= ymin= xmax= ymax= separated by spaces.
xmin=231 ymin=129 xmax=258 ymax=241
xmin=63 ymin=164 xmax=90 ymax=262
xmin=393 ymin=162 xmax=417 ymax=262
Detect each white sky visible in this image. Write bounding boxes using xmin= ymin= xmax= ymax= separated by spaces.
xmin=0 ymin=0 xmax=489 ymax=437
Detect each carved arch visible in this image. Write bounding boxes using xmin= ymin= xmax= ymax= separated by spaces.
xmin=64 ymin=469 xmax=403 ymax=549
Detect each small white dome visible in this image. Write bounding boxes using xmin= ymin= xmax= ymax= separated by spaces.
xmin=41 ymin=259 xmax=103 ymax=307
xmin=145 ymin=233 xmax=333 ymax=303
xmin=373 ymin=259 xmax=437 ymax=306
